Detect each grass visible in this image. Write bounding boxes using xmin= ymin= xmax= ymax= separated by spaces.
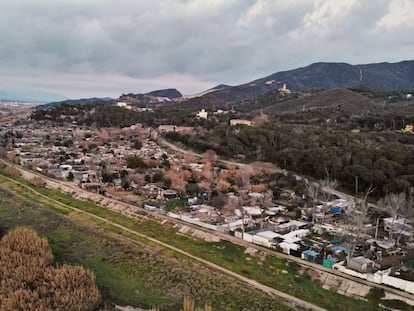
xmin=0 ymin=171 xmax=398 ymax=311
xmin=0 ymin=179 xmax=291 ymax=311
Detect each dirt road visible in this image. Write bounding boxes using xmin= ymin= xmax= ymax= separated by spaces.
xmin=0 ymin=172 xmax=326 ymax=311
xmin=4 ymin=160 xmax=414 ymax=304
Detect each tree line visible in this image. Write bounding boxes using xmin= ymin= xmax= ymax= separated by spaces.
xmin=165 ymin=122 xmax=414 ymax=198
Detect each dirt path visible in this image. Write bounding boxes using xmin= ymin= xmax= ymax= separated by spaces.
xmin=0 ymin=173 xmax=326 ymax=311
xmin=3 ymin=160 xmax=414 ymax=304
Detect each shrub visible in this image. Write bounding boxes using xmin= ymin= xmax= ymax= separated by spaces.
xmin=31 ymin=176 xmax=46 ymax=187
xmin=0 ymin=227 xmax=101 ymax=311
xmin=4 ymin=166 xmax=21 ymax=177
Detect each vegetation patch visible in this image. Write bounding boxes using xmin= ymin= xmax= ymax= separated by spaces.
xmin=0 ymin=184 xmax=290 ymax=311
xmin=0 ymin=174 xmax=393 ymax=310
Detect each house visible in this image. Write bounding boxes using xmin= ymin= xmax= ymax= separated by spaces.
xmin=326 ymin=199 xmax=353 ymax=211
xmin=280 ymin=189 xmax=295 ymax=199
xmin=162 ymin=189 xmax=177 ymax=199
xmin=266 ymin=204 xmax=286 ymax=215
xmin=383 ymin=217 xmax=413 ymax=240
xmin=59 ymin=164 xmax=73 ymax=178
xmin=72 ymin=170 xmax=98 ymax=183
xmin=229 ymin=119 xmax=252 ymax=126
xmin=366 ymin=238 xmax=395 ymax=252
xmin=347 ymin=256 xmax=375 ymax=273
xmin=242 ymin=206 xmax=262 ymax=217
xmin=253 ymin=230 xmax=283 ymax=248
xmin=274 ymin=220 xmax=307 ymax=234
xmin=116 ymin=102 xmax=128 ymax=107
xmin=279 ymin=241 xmax=301 ymax=255
xmin=404 ymin=124 xmax=414 ymax=132
xmin=302 ymin=249 xmax=320 ymax=262
xmin=279 ymin=83 xmax=292 ymax=94
xmin=196 ymin=109 xmax=208 ymax=119
xmin=322 ymin=257 xmax=338 ymax=269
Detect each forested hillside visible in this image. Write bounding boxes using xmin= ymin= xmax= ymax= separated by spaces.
xmin=166 ymin=123 xmax=414 ymax=197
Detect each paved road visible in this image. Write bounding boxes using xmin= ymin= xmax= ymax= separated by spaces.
xmin=159 ymin=137 xmax=387 ymax=211
xmin=158 ymin=137 xmax=248 ymax=168
xmin=0 ymin=171 xmax=326 ymax=311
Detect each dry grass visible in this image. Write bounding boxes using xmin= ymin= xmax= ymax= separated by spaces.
xmin=0 ymin=227 xmax=101 ymax=311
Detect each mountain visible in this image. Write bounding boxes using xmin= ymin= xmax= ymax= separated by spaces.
xmin=186 ymin=60 xmax=414 ymax=106
xmin=119 ymin=88 xmax=183 ymax=105
xmin=255 ymin=61 xmax=414 ymax=91
xmin=262 ymin=88 xmax=381 ymax=116
xmin=0 ymin=89 xmax=65 ymax=103
xmin=36 ymin=97 xmax=113 ymax=110
xmin=146 ymin=88 xmax=182 ymax=99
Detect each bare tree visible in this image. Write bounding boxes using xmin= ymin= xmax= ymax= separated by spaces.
xmin=163 ymin=166 xmax=191 ymax=195
xmin=345 ymin=187 xmax=375 ymax=261
xmin=258 ymin=191 xmax=273 ymax=229
xmin=198 ymin=161 xmax=214 ymax=201
xmin=392 ymin=189 xmax=414 ymax=246
xmin=236 ymin=165 xmax=254 ymax=189
xmin=305 ymin=181 xmax=320 ymax=225
xmin=6 ymin=152 xmax=19 ymax=164
xmin=31 ymin=176 xmax=46 ymax=187
xmin=216 ymin=178 xmax=232 ymax=193
xmin=184 ymin=151 xmax=197 ymax=164
xmin=378 ymin=192 xmax=407 ymax=241
xmin=222 ymin=194 xmax=239 ymax=215
xmin=236 ymin=192 xmax=249 ymax=239
xmin=4 ymin=166 xmax=21 ymax=177
xmin=126 ymin=172 xmax=146 ymax=187
xmin=203 ymin=149 xmax=218 ymax=164
xmin=320 ymin=177 xmax=339 ymax=203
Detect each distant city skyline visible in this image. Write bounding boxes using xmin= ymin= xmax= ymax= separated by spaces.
xmin=0 ymin=0 xmax=413 ymax=101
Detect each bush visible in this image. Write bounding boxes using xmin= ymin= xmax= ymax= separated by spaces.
xmin=126 ymin=156 xmax=147 ymax=169
xmin=0 ymin=227 xmax=101 ymax=311
xmin=31 ymin=176 xmax=46 ymax=187
xmin=4 ymin=166 xmax=21 ymax=177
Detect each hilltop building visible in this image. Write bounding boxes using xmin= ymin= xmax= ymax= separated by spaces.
xmin=279 ymin=83 xmax=292 ymax=94
xmin=196 ymin=109 xmax=208 ymax=119
xmin=230 ymin=119 xmax=252 ymax=126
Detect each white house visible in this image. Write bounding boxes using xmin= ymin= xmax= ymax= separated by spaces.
xmin=230 ymin=119 xmax=252 ymax=126
xmin=196 ymin=109 xmax=208 ymax=119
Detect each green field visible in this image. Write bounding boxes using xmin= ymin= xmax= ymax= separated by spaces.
xmin=0 ymin=177 xmax=291 ymax=311
xmin=0 ymin=172 xmax=407 ymax=311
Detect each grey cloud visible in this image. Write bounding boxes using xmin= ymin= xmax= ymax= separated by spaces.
xmin=0 ymin=0 xmax=413 ymax=98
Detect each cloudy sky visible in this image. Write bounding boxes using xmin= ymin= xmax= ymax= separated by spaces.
xmin=1 ymin=0 xmax=413 ymax=100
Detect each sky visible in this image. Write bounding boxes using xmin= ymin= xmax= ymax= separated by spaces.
xmin=0 ymin=0 xmax=413 ymax=101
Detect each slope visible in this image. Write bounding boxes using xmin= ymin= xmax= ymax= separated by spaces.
xmin=184 ymin=60 xmax=414 ymax=106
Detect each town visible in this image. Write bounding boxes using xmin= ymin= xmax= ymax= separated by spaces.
xmin=2 ymin=101 xmax=414 ymax=300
